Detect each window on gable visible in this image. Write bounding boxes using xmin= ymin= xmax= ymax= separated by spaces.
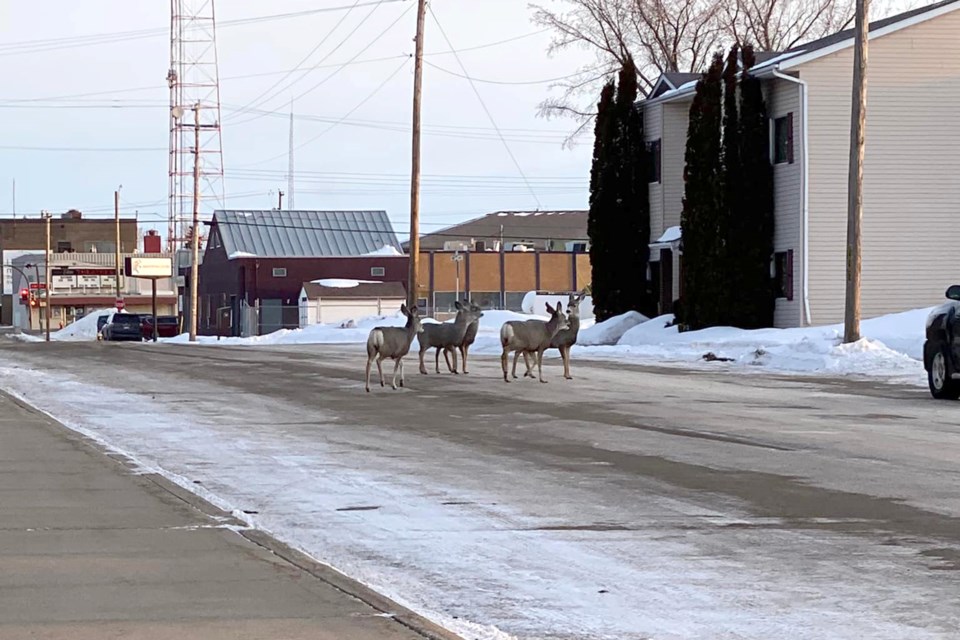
xmin=773 ymin=114 xmax=794 ymax=164
xmin=774 ymin=250 xmax=794 ymax=300
xmin=648 ymin=139 xmax=662 ymax=183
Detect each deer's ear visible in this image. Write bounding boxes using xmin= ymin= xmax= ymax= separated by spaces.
xmin=557 ymin=300 xmax=564 ymax=312
xmin=411 ymin=305 xmax=419 ymax=315
xmin=545 ymin=302 xmax=555 ymax=314
xmin=454 ymin=301 xmax=463 ymax=310
xmin=400 ymin=303 xmax=409 ymax=316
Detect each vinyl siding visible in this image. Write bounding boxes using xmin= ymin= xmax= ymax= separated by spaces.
xmin=767 ymin=78 xmax=804 ymax=327
xmin=662 ymin=102 xmax=690 ymax=232
xmin=802 ymin=9 xmax=960 ymax=324
xmin=644 ymin=103 xmax=665 ymax=238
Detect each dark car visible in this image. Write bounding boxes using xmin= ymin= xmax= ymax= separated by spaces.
xmin=923 ymin=284 xmax=960 ymax=399
xmin=101 ymin=313 xmax=142 ymax=342
xmin=140 ymin=315 xmax=180 ymax=339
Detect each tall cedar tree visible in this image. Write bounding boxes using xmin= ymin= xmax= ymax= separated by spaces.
xmin=680 ymin=54 xmax=724 ymax=330
xmin=721 ymin=45 xmax=742 ymax=327
xmin=737 ymin=45 xmax=776 ymax=327
xmin=588 ymin=81 xmax=618 ymax=320
xmin=610 ymin=58 xmax=655 ymax=318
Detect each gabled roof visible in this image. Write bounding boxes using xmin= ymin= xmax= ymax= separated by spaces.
xmin=648 ymin=72 xmax=701 ymax=98
xmin=213 ymin=210 xmax=402 ymax=259
xmin=407 ymin=210 xmax=589 ymax=251
xmin=301 ymin=280 xmax=407 ymax=299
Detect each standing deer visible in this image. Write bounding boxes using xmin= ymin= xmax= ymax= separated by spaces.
xmin=500 ymin=301 xmax=570 ymax=383
xmin=418 ymin=301 xmax=484 ymax=374
xmin=523 ymin=291 xmax=585 ymax=380
xmin=365 ymin=304 xmax=423 ymax=392
xmin=458 ymin=300 xmax=484 ymax=374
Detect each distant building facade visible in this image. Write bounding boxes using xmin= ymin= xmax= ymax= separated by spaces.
xmin=405 ymin=210 xmax=589 ymax=253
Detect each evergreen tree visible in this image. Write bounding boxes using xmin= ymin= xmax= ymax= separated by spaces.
xmin=720 ymin=45 xmax=741 ymax=326
xmin=588 ymin=81 xmax=618 ymax=320
xmin=737 ymin=45 xmax=776 ymax=328
xmin=680 ymin=53 xmax=724 ymax=330
xmin=609 ymin=57 xmax=655 ymax=318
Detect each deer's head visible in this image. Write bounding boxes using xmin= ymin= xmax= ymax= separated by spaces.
xmin=546 ymin=300 xmax=570 ymax=332
xmin=401 ymin=303 xmax=424 ymax=334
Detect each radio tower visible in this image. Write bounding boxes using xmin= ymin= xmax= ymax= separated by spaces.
xmin=167 ymin=0 xmax=225 ymax=252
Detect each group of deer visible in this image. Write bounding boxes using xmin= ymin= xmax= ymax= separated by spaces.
xmin=364 ymin=292 xmax=586 ymax=392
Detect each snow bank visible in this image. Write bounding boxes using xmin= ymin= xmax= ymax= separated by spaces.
xmin=521 ymin=292 xmax=595 ymax=319
xmin=363 ymin=244 xmax=403 ymax=256
xmin=578 ymin=311 xmax=648 ymax=346
xmin=51 ymin=308 xmax=136 ymax=342
xmin=312 ymin=278 xmax=378 ymax=288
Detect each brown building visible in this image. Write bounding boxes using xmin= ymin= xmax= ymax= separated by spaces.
xmin=416 ymin=250 xmax=590 ymax=312
xmin=405 ymin=210 xmax=589 ymax=253
xmin=1 ymin=211 xmax=139 ymax=325
xmin=197 ymin=210 xmax=407 ymax=336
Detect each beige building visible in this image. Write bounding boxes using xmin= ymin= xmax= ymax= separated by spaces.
xmin=639 ymin=0 xmax=960 ymax=326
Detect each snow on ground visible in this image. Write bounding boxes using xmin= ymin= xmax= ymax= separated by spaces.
xmin=578 ymin=311 xmax=648 ymax=346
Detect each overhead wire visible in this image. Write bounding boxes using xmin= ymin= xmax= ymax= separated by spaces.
xmin=426 ymin=5 xmax=542 ymax=209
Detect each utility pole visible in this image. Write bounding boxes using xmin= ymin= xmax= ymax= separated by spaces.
xmin=189 ymin=102 xmax=201 ymax=342
xmin=43 ymin=211 xmax=51 ymax=342
xmin=843 ymin=0 xmax=869 ymax=343
xmin=407 ymin=0 xmax=427 ymax=309
xmin=114 ymin=189 xmax=122 ymax=305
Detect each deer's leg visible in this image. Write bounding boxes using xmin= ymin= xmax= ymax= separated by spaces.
xmin=523 ymin=351 xmax=534 ymax=378
xmin=376 ymin=354 xmax=385 ymax=387
xmin=501 ymin=347 xmax=510 ymax=382
xmin=444 ymin=347 xmax=458 ymax=374
xmin=511 ymin=351 xmax=522 ymax=379
xmin=399 ymin=357 xmax=405 ymax=388
xmin=538 ymin=348 xmax=548 ymax=383
xmin=419 ymin=344 xmax=428 ymax=375
xmin=391 ymin=357 xmax=401 ymax=390
xmin=461 ymin=345 xmax=469 ymax=374
xmin=365 ymin=355 xmax=373 ymax=392
xmin=563 ymin=346 xmax=573 ymax=380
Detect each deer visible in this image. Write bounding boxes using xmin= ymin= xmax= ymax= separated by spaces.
xmin=418 ymin=301 xmax=484 ymax=374
xmin=522 ymin=291 xmax=585 ymax=380
xmin=365 ymin=304 xmax=423 ymax=392
xmin=499 ymin=301 xmax=570 ymax=383
xmin=458 ymin=300 xmax=484 ymax=374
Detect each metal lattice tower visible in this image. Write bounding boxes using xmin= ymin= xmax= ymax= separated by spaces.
xmin=167 ymin=0 xmax=225 ymax=252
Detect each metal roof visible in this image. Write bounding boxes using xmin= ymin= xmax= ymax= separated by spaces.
xmin=407 ymin=210 xmax=589 ymax=251
xmin=214 ymin=210 xmax=402 ymax=259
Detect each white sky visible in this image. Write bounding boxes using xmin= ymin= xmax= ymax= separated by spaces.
xmin=0 ymin=1 xmax=594 ymax=240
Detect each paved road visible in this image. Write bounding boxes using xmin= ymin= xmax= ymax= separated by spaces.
xmin=0 ymin=382 xmax=457 ymax=640
xmin=1 ymin=339 xmax=959 ymax=639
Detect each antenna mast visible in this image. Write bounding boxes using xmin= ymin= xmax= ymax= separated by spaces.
xmin=287 ymin=106 xmax=295 ymax=210
xmin=168 ymin=0 xmax=225 ymax=252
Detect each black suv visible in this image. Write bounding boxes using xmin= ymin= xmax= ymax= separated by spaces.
xmin=923 ymin=284 xmax=960 ymax=399
xmin=101 ymin=313 xmax=142 ymax=342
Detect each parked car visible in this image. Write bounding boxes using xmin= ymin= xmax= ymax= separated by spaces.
xmin=140 ymin=315 xmax=180 ymax=339
xmin=101 ymin=313 xmax=142 ymax=342
xmin=923 ymin=284 xmax=960 ymax=399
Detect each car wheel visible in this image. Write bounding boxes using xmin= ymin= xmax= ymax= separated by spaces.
xmin=928 ymin=348 xmax=960 ymax=400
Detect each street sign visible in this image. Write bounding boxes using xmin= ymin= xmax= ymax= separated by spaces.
xmin=115 ymin=298 xmax=125 ymax=311
xmin=28 ymin=283 xmax=47 ymax=290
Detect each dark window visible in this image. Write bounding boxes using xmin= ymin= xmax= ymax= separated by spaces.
xmin=272 ymin=267 xmax=287 ymax=278
xmin=474 ymin=241 xmax=487 ymax=251
xmin=774 ymin=250 xmax=794 ymax=300
xmin=56 ymin=241 xmax=73 ymax=253
xmin=370 ymin=266 xmax=385 ymax=277
xmin=648 ymin=139 xmax=662 ymax=183
xmin=773 ymin=114 xmax=794 ymax=164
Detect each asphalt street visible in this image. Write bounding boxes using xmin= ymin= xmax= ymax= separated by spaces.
xmin=2 ymin=338 xmax=959 ymax=638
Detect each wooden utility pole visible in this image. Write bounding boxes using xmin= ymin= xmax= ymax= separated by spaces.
xmin=114 ymin=189 xmax=122 ymax=304
xmin=844 ymin=0 xmax=869 ymax=343
xmin=407 ymin=0 xmax=427 ymax=309
xmin=189 ymin=102 xmax=201 ymax=342
xmin=44 ymin=211 xmax=51 ymax=342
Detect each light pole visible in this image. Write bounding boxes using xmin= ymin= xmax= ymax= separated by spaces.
xmin=43 ymin=210 xmax=52 ymax=342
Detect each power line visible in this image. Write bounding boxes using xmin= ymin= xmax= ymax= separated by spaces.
xmin=224 ymin=0 xmax=374 ymax=124
xmin=427 ymin=5 xmax=541 ymax=210
xmin=423 ymin=60 xmax=603 ymax=86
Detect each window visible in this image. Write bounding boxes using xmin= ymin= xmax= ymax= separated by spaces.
xmin=474 ymin=241 xmax=487 ymax=252
xmin=648 ymin=139 xmax=662 ymax=183
xmin=774 ymin=250 xmax=794 ymax=300
xmin=56 ymin=241 xmax=73 ymax=253
xmin=84 ymin=241 xmax=115 ymax=253
xmin=773 ymin=114 xmax=794 ymax=164
xmin=272 ymin=267 xmax=287 ymax=278
xmin=370 ymin=266 xmax=385 ymax=277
